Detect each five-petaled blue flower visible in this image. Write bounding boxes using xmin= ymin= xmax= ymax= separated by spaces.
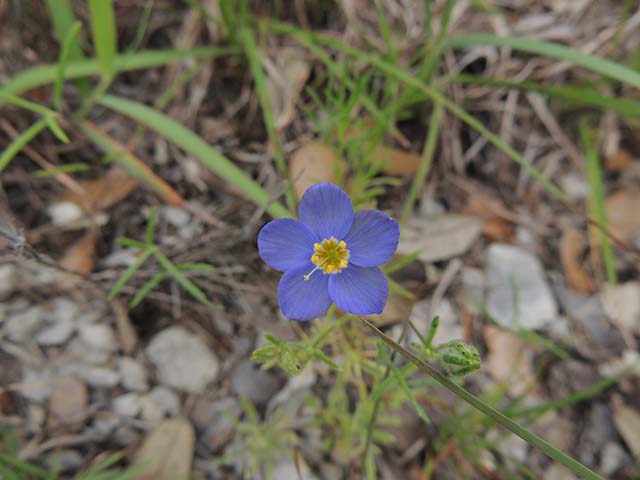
xmin=258 ymin=183 xmax=400 ymax=321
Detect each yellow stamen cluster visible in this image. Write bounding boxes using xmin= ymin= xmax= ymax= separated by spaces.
xmin=304 ymin=237 xmax=350 ymax=280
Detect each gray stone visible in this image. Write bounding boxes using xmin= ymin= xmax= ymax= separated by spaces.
xmin=0 ymin=264 xmax=17 ymax=299
xmin=113 ymin=393 xmax=143 ymax=417
xmin=600 ymin=441 xmax=631 ymax=476
xmin=486 ymin=244 xmax=557 ymax=330
xmin=75 ymin=365 xmax=120 ymax=388
xmin=35 ymin=316 xmax=75 ymax=346
xmin=146 ymin=327 xmax=219 ymax=393
xmin=77 ymin=323 xmax=117 ymax=352
xmin=140 ymin=386 xmax=181 ymax=423
xmin=231 ymin=360 xmax=282 ymax=406
xmin=4 ymin=306 xmax=43 ymax=343
xmin=191 ymin=396 xmax=241 ymax=451
xmin=118 ymin=357 xmax=149 ymax=392
xmin=19 ymin=368 xmax=52 ymax=403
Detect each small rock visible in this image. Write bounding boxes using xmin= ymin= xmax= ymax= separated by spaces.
xmin=89 ymin=415 xmax=120 ymax=441
xmin=544 ymin=464 xmax=578 ymax=480
xmin=118 ymin=357 xmax=149 ymax=392
xmin=134 ymin=418 xmax=195 ymax=480
xmin=77 ymin=323 xmax=117 ymax=352
xmin=484 ymin=326 xmax=537 ymax=397
xmin=486 ymin=244 xmax=558 ymax=330
xmin=19 ymin=368 xmax=52 ymax=403
xmin=191 ymin=397 xmax=241 ymax=451
xmin=612 ymin=396 xmax=640 ymax=461
xmin=146 ymin=327 xmax=219 ymax=393
xmin=113 ymin=393 xmax=143 ymax=418
xmin=461 ymin=267 xmax=484 ymax=314
xmin=577 ymin=403 xmax=617 ymax=467
xmin=35 ymin=316 xmax=75 ymax=346
xmin=0 ymin=264 xmax=17 ymax=299
xmin=270 ymin=456 xmax=317 ymax=480
xmin=113 ymin=425 xmax=140 ymax=447
xmin=4 ymin=306 xmax=43 ymax=343
xmin=26 ymin=404 xmax=46 ymax=433
xmin=599 ymin=349 xmax=640 ymax=378
xmin=230 ymin=360 xmax=283 ymax=406
xmin=75 ymin=365 xmax=120 ymax=388
xmin=48 ymin=201 xmax=84 ymax=226
xmin=46 ymin=449 xmax=83 ymax=474
xmin=67 ymin=337 xmax=112 ymax=364
xmin=147 ymin=386 xmax=180 ymax=417
xmin=48 ymin=376 xmax=87 ymax=428
xmin=600 ymin=441 xmax=631 ymax=476
xmin=602 ymin=282 xmax=640 ymax=334
xmin=398 ymin=214 xmax=483 ymax=263
xmin=163 ymin=206 xmax=190 ymax=228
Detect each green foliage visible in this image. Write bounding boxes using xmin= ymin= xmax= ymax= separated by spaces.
xmin=108 ymin=209 xmax=217 ymax=308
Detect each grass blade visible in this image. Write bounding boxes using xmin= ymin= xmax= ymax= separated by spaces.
xmin=97 ymin=94 xmax=291 ymax=218
xmin=238 ymin=26 xmax=294 ymax=209
xmin=108 ymin=247 xmax=155 ymax=300
xmin=0 ymin=118 xmax=48 ymax=173
xmin=154 ymin=250 xmax=213 ymax=306
xmin=1 ymin=47 xmax=235 ymax=100
xmin=130 ymin=270 xmax=168 ymax=308
xmin=582 ymin=122 xmax=617 ymax=284
xmin=54 ymin=20 xmax=83 ymax=110
xmin=447 ymin=33 xmax=640 ymax=89
xmin=400 ymin=105 xmax=442 ymax=223
xmin=451 ymin=74 xmax=640 ymax=119
xmin=359 ymin=316 xmax=605 ymax=480
xmin=88 ymin=0 xmax=117 ymax=78
xmin=78 ymin=120 xmax=185 ymax=206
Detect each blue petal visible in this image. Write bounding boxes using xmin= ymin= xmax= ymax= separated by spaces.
xmin=298 ymin=183 xmax=354 ymax=240
xmin=258 ymin=219 xmax=318 ymax=272
xmin=328 ymin=266 xmax=388 ymax=315
xmin=277 ymin=263 xmax=332 ymax=321
xmin=344 ymin=210 xmax=399 ymax=267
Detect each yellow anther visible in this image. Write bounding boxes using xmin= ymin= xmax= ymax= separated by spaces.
xmin=303 ymin=236 xmax=350 ymax=280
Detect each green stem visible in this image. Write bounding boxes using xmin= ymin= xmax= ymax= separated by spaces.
xmin=358 ymin=316 xmax=605 ymax=480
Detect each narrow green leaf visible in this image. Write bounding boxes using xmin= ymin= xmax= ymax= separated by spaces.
xmin=154 ymin=250 xmax=213 ymax=306
xmin=582 ymin=121 xmax=617 ymax=284
xmin=54 ymin=20 xmax=83 ymax=110
xmin=97 ymin=94 xmax=291 ymax=219
xmin=45 ymin=0 xmax=91 ymax=96
xmin=1 ymin=47 xmax=234 ymax=100
xmin=0 ymin=91 xmax=57 ymax=116
xmin=359 ymin=316 xmax=605 ymax=480
xmin=380 ymin=346 xmax=430 ymax=423
xmin=447 ymin=33 xmax=640 ymax=89
xmin=400 ymin=105 xmax=442 ymax=223
xmin=88 ymin=0 xmax=117 ymax=78
xmin=35 ymin=163 xmax=89 ymax=176
xmin=108 ymin=248 xmax=155 ymax=300
xmin=44 ymin=116 xmax=69 ymax=143
xmin=117 ymin=238 xmax=148 ymax=249
xmin=238 ymin=27 xmax=294 ymax=209
xmin=129 ymin=271 xmax=168 ymax=308
xmin=0 ymin=118 xmax=48 ymax=173
xmin=451 ymin=74 xmax=640 ymax=119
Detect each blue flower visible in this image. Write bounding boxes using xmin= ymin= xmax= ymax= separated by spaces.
xmin=258 ymin=183 xmax=400 ymax=321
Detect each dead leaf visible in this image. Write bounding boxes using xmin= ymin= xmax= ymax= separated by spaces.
xmin=134 ymin=418 xmax=195 ymax=480
xmin=370 ymin=146 xmax=422 ymax=175
xmin=605 ymin=149 xmax=634 ymax=172
xmin=463 ymin=191 xmax=515 ymax=241
xmin=289 ymin=142 xmax=346 ymax=200
xmin=368 ymin=290 xmax=415 ymax=327
xmin=484 ymin=325 xmax=538 ymax=397
xmin=47 ymin=376 xmax=87 ymax=429
xmin=559 ymin=228 xmax=595 ymax=294
xmin=112 ymin=299 xmax=139 ymax=354
xmin=605 ymin=190 xmax=640 ymax=243
xmin=612 ymin=395 xmax=640 ymax=461
xmin=398 ymin=214 xmax=483 ymax=263
xmin=59 ymin=231 xmax=97 ymax=275
xmin=264 ymin=46 xmax=311 ymax=130
xmin=56 ymin=165 xmax=138 ymax=214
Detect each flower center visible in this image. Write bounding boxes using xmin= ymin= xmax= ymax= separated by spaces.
xmin=303 ymin=237 xmax=350 ymax=281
